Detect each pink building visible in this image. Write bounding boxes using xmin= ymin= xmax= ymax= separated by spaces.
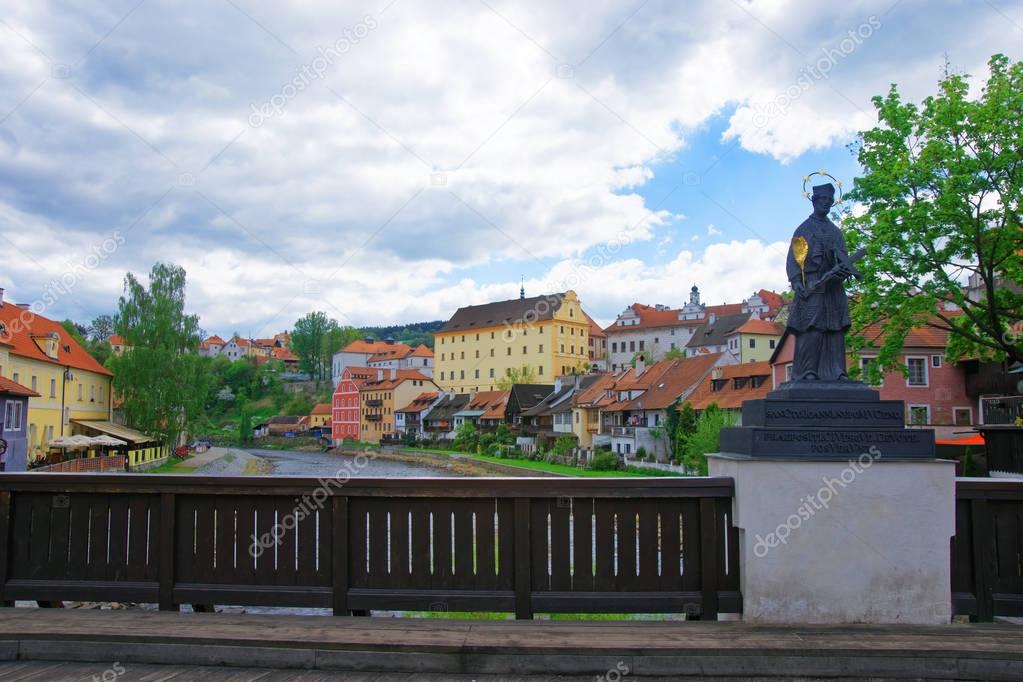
xmin=331 ymin=366 xmax=373 ymax=442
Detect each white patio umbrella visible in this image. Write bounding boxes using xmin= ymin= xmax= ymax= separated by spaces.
xmin=48 ymin=435 xmax=93 ymax=449
xmin=89 ymin=435 xmax=127 ymax=447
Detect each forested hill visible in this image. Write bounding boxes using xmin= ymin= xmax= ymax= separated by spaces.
xmin=358 ymin=320 xmax=445 ymax=349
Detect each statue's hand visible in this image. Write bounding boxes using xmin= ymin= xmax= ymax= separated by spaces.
xmin=793 ymin=283 xmax=807 ymax=300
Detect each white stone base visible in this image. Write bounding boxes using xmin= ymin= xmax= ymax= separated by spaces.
xmin=708 ymin=453 xmax=956 ymax=624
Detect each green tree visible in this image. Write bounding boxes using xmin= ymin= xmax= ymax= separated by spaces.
xmin=452 ymin=420 xmax=479 ymax=452
xmin=845 ymin=54 xmax=1023 ymax=377
xmin=495 ymin=365 xmax=538 ymax=390
xmin=678 ymin=404 xmax=736 ymax=475
xmin=109 ymin=263 xmax=210 ymax=443
xmin=291 ymin=311 xmax=339 ymax=381
xmin=60 ymin=319 xmax=88 ymax=346
xmin=88 ymin=314 xmax=114 ymax=341
xmin=238 ymin=401 xmax=253 ymax=444
xmin=662 ymin=347 xmax=687 ymax=361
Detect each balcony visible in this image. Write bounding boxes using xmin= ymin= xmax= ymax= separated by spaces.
xmin=366 ymin=414 xmax=383 ymax=422
xmin=612 ymin=427 xmax=635 ymax=437
xmin=365 ymin=399 xmax=383 ymax=407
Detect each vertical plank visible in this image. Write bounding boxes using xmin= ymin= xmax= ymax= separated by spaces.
xmin=28 ymin=495 xmax=54 ymax=579
xmin=513 ymin=497 xmax=532 ymax=619
xmin=158 ymin=493 xmax=177 ymax=611
xmin=66 ymin=496 xmax=91 ymax=579
xmin=85 ymin=498 xmax=109 ymax=581
xmin=410 ymin=504 xmax=432 ymax=589
xmin=496 ymin=499 xmax=515 ymax=591
xmin=332 ymin=496 xmax=349 ymax=616
xmin=530 ymin=499 xmax=549 ymax=591
xmin=433 ymin=504 xmax=454 ymax=591
xmin=47 ymin=497 xmax=71 ymax=579
xmin=699 ymin=497 xmax=719 ymax=621
xmin=970 ymin=498 xmax=995 ymax=621
xmin=453 ymin=504 xmax=475 ymax=588
xmin=125 ymin=497 xmax=150 ymax=581
xmin=192 ymin=498 xmax=215 ymax=584
xmin=274 ymin=499 xmax=299 ymax=586
xmin=0 ymin=492 xmax=10 ymax=602
xmin=571 ymin=498 xmax=594 ymax=592
xmin=389 ymin=501 xmax=411 ymax=589
xmin=474 ymin=500 xmax=498 ymax=591
xmin=232 ymin=499 xmax=256 ymax=585
xmin=593 ymin=500 xmax=616 ymax=592
xmin=548 ymin=500 xmax=572 ymax=591
xmin=214 ymin=500 xmax=237 ymax=584
xmin=680 ymin=499 xmax=701 ymax=592
xmin=617 ymin=504 xmax=640 ymax=591
xmin=296 ymin=505 xmax=320 ymax=586
xmin=106 ymin=498 xmax=129 ymax=581
xmin=660 ymin=502 xmax=682 ymax=592
xmin=638 ymin=502 xmax=659 ymax=590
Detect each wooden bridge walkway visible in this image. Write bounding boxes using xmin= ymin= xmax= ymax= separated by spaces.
xmin=0 ymin=609 xmax=1022 ymax=680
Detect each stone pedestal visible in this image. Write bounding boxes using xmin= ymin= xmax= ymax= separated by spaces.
xmin=709 ymin=454 xmax=956 ymax=624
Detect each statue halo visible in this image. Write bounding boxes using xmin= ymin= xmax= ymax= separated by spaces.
xmin=802 ymin=169 xmax=843 ymax=205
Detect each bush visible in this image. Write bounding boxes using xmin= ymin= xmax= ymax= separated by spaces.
xmin=478 ymin=433 xmax=497 ymax=453
xmin=494 ymin=423 xmax=515 ymax=446
xmin=552 ymin=435 xmax=576 ymax=457
xmin=452 ymin=421 xmax=479 ymax=452
xmin=589 ymin=451 xmax=621 ymax=471
xmin=635 ymin=446 xmax=647 ymax=460
xmin=678 ymin=404 xmax=736 ymax=475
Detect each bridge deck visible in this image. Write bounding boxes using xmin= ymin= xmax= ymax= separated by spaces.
xmin=0 ymin=609 xmax=1021 ymax=680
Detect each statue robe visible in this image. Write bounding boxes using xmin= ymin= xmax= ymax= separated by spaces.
xmin=785 ymin=214 xmax=852 ymax=381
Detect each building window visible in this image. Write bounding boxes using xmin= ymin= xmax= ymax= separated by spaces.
xmin=906 ymin=357 xmax=928 ymax=386
xmin=953 ymin=407 xmax=972 ymax=426
xmin=860 ymin=356 xmax=882 ymax=387
xmin=475 ymin=350 xmax=479 ymax=358
xmin=612 ymin=342 xmax=617 ymax=353
xmin=784 ymin=364 xmax=792 ymax=382
xmin=474 ymin=369 xmax=480 ymax=379
xmin=30 ymin=376 xmax=37 ymax=392
xmin=50 ymin=379 xmax=56 ymax=398
xmin=931 ymin=355 xmax=942 ymax=368
xmin=908 ymin=404 xmax=930 ymax=425
xmin=749 ymin=338 xmax=756 ymax=348
xmin=523 ymin=346 xmax=527 ymax=354
xmin=639 ymin=340 xmax=645 ymax=351
xmin=78 ymin=384 xmax=83 ymax=401
xmin=539 ymin=344 xmax=543 ymax=352
xmin=3 ymin=400 xmax=23 ymax=431
xmin=629 ymin=341 xmax=635 ymax=352
xmin=507 ymin=348 xmax=512 ymax=356
xmin=769 ymin=339 xmax=776 ymax=349
xmin=460 ymin=352 xmax=465 ymax=359
xmin=489 ymin=368 xmax=495 ymax=378
xmin=490 ymin=348 xmax=495 ymax=357
xmin=539 ymin=366 xmax=544 ymax=375
xmin=460 ymin=370 xmax=465 ymax=379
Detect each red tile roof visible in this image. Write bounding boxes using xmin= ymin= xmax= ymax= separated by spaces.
xmin=396 ymin=392 xmax=439 ymax=413
xmin=205 ymin=335 xmax=226 ymax=345
xmin=735 ymin=319 xmax=783 ymax=336
xmin=272 ymin=347 xmax=299 ymax=362
xmin=108 ymin=335 xmax=126 ymax=346
xmin=584 ymin=312 xmax=606 ymax=339
xmin=0 ymin=375 xmax=39 ymax=397
xmin=410 ymin=344 xmax=434 ymax=357
xmin=604 ymin=303 xmax=696 ymax=333
xmin=706 ymin=302 xmax=744 ymax=317
xmin=686 ymin=360 xmax=772 ymax=410
xmin=0 ymin=304 xmax=112 ymax=376
xmin=341 ymin=339 xmax=412 ymax=355
xmin=311 ymin=402 xmax=331 ymax=415
xmin=465 ymin=390 xmax=510 ymax=419
xmin=358 ymin=369 xmax=435 ymax=391
xmin=757 ymin=289 xmax=784 ymax=312
xmin=613 ymin=354 xmax=723 ymax=411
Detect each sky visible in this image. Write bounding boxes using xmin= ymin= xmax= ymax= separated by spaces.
xmin=0 ymin=0 xmax=1020 ymax=335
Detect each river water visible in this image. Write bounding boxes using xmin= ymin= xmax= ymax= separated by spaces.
xmin=247 ymin=447 xmax=463 ymax=478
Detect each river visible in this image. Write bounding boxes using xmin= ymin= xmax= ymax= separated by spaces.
xmin=246 ymin=447 xmax=464 ymax=478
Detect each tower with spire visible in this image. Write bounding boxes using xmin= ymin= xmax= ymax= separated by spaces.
xmin=519 ymin=276 xmax=525 ymax=300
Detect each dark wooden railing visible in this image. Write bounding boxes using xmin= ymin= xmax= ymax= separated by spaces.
xmin=952 ymin=478 xmax=1023 ymax=621
xmin=0 ymin=474 xmax=740 ymax=619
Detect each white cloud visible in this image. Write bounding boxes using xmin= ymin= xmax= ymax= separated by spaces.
xmin=0 ymin=0 xmax=1017 ymax=330
xmin=707 ymin=223 xmax=722 ymax=236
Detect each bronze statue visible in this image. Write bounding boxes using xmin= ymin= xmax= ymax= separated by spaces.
xmin=785 ymin=181 xmax=863 ymax=382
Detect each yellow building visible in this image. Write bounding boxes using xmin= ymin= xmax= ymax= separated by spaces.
xmin=359 ymin=369 xmax=436 ymax=440
xmin=434 ymin=291 xmax=592 ymax=392
xmin=728 ymin=319 xmax=784 ymax=363
xmin=0 ymin=299 xmax=113 ymax=463
xmin=309 ymin=402 xmax=331 ymax=428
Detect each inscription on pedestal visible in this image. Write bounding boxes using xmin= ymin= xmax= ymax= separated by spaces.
xmin=720 ymin=426 xmax=935 ymax=459
xmin=743 ymin=399 xmax=905 ymax=429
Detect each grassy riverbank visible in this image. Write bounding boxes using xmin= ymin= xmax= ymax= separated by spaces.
xmin=408 ymin=447 xmax=680 ymax=478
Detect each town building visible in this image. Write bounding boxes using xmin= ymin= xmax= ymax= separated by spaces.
xmin=0 ymin=295 xmax=113 ymax=464
xmin=0 ymin=375 xmax=38 ymax=471
xmin=571 ymin=373 xmax=616 ymax=449
xmin=332 ymin=366 xmax=375 ymax=442
xmin=358 ymin=369 xmax=437 ymax=441
xmin=331 ymin=337 xmax=413 ymax=387
xmin=686 ymin=360 xmax=773 ymax=417
xmin=604 ymin=353 xmax=723 ymax=460
xmin=433 ymin=291 xmax=591 ymax=392
xmin=770 ymin=326 xmax=973 ymax=439
xmin=368 ymin=343 xmax=434 ymax=377
xmin=309 ymin=402 xmax=331 ymax=429
xmin=724 ymin=319 xmax=784 ymax=363
xmin=221 ymin=336 xmax=250 ymax=361
xmin=453 ymin=391 xmax=510 ymax=432
xmin=421 ymin=393 xmax=471 ymax=441
xmin=585 ymin=313 xmax=608 ymax=371
xmin=505 ymin=384 xmax=555 ymax=427
xmin=605 ymin=287 xmax=783 ymax=372
xmin=108 ymin=335 xmax=131 ymax=357
xmin=198 ymin=334 xmax=226 ymax=356
xmin=395 ymin=391 xmax=440 ymax=439
xmin=685 ymin=312 xmax=754 ymax=361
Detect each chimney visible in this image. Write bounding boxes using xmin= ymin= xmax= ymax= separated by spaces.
xmin=377 ymin=369 xmax=384 ymax=381
xmin=385 ymin=336 xmax=395 ymax=345
xmin=0 ymin=287 xmax=4 ymax=308
xmin=635 ymin=354 xmax=646 ymax=376
xmin=708 ymin=312 xmax=717 ymax=324
xmin=712 ymin=367 xmax=723 ymax=380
